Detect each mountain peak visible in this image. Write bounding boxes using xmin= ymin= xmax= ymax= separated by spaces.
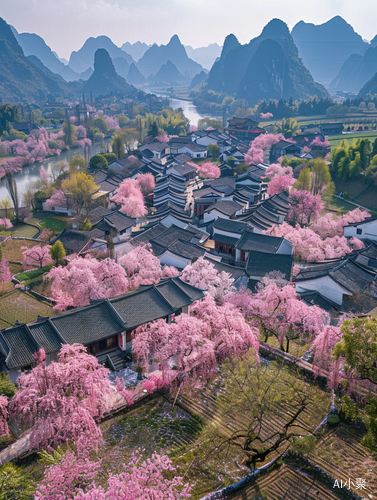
xmin=261 ymin=19 xmax=290 ymax=38
xmin=168 ymin=34 xmax=181 ymax=46
xmin=94 ymin=48 xmax=116 ymax=74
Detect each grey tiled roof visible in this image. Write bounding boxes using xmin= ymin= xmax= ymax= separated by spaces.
xmin=110 ymin=287 xmax=174 ymax=329
xmin=0 ymin=325 xmax=39 ymax=370
xmin=212 ymin=218 xmax=248 ymax=234
xmin=156 ymin=280 xmax=194 ymax=309
xmin=204 ymin=200 xmax=242 ymax=216
xmin=329 ymin=260 xmax=376 ymax=293
xmin=235 ymin=230 xmax=288 ymax=254
xmin=28 ymin=320 xmax=64 ymax=354
xmin=246 ymin=250 xmax=293 ymax=281
xmin=204 ymin=256 xmax=246 ymax=281
xmin=51 ymin=301 xmax=124 ymax=345
xmin=166 ymin=239 xmax=206 ymax=259
xmin=212 ymin=233 xmax=239 ymax=246
xmin=132 ymin=223 xmax=168 ymax=244
xmin=170 ymin=277 xmax=205 ymax=302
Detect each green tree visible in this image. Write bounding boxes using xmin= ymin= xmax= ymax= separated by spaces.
xmin=294 ymin=167 xmax=311 ymax=191
xmin=334 ymin=317 xmax=377 ymax=452
xmin=50 ymin=240 xmax=66 ymax=265
xmin=148 ymin=121 xmax=158 ymax=138
xmin=89 ymin=154 xmax=108 ymax=171
xmin=0 ymin=372 xmax=16 ymax=398
xmin=112 ymin=134 xmax=125 ymax=159
xmin=69 ymin=154 xmax=86 ymax=173
xmin=277 ymin=117 xmax=300 ymax=138
xmin=92 ymin=116 xmax=109 ymax=134
xmin=210 ymin=354 xmax=327 ymax=469
xmin=0 ymin=463 xmax=35 ymax=500
xmin=61 ymin=172 xmax=99 ymax=215
xmin=208 ymin=143 xmax=220 ymax=158
xmin=120 ymin=128 xmax=139 ymax=152
xmin=102 ymin=153 xmax=116 ymax=164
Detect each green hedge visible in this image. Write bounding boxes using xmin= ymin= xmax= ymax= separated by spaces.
xmin=15 ymin=264 xmax=53 ymax=282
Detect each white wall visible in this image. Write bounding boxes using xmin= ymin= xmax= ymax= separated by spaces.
xmin=278 ymin=239 xmax=294 ymax=255
xmin=295 ymin=276 xmax=351 ymax=305
xmin=344 ymin=220 xmax=377 ymax=242
xmin=158 ymin=251 xmax=191 ymax=269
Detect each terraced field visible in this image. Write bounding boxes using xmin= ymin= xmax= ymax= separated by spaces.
xmin=227 ymin=464 xmax=341 ymax=500
xmin=309 ymin=426 xmax=377 ymax=498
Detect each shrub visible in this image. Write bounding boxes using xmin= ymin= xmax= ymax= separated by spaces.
xmin=327 ymin=414 xmax=340 ymax=426
xmin=15 ymin=264 xmax=53 ymax=282
xmin=0 ymin=372 xmax=16 ymax=398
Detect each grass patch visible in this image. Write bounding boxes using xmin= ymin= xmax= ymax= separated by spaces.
xmin=31 ymin=279 xmax=52 ymax=298
xmin=324 ymin=195 xmax=359 ymax=214
xmin=0 ymin=290 xmax=53 ymax=325
xmin=8 ymin=224 xmax=39 ymax=238
xmin=15 ymin=265 xmax=53 ymax=282
xmin=40 ymin=217 xmax=67 ymax=233
xmin=2 ymin=239 xmax=42 ymax=262
xmin=328 ymin=130 xmax=377 ymax=147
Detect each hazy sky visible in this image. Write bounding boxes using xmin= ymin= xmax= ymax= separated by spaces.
xmin=3 ymin=0 xmax=376 ymax=60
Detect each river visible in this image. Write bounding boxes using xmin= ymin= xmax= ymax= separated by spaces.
xmin=0 ymin=143 xmax=104 ymax=202
xmin=168 ymin=98 xmax=222 ymax=127
xmin=0 ymin=98 xmax=219 ymax=202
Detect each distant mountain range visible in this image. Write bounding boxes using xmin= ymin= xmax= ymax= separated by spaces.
xmin=137 ymin=35 xmax=203 ymax=79
xmin=79 ymin=48 xmax=133 ymax=98
xmin=185 ymin=43 xmax=221 ymax=70
xmin=148 ymin=60 xmax=186 ymax=86
xmin=206 ymin=19 xmax=328 ymax=106
xmin=121 ymin=41 xmax=150 ymax=61
xmin=0 ymin=17 xmax=70 ymax=102
xmin=291 ymin=16 xmax=369 ymax=86
xmin=69 ymin=36 xmax=135 ymax=75
xmin=330 ymin=46 xmax=377 ymax=93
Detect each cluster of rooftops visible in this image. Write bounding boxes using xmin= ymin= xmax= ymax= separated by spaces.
xmin=3 ymin=118 xmax=375 ymax=377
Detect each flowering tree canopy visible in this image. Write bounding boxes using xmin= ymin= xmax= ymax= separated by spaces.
xmin=288 ymin=190 xmax=324 ymax=226
xmin=46 ymin=256 xmax=129 ymax=311
xmin=196 ymin=162 xmax=221 ymax=179
xmin=118 ymin=243 xmax=178 ymax=290
xmin=181 ymin=257 xmax=234 ymax=302
xmin=22 ymin=244 xmax=53 ymax=270
xmin=227 ymin=278 xmax=326 ymax=352
xmin=45 ymin=190 xmax=68 ymax=211
xmin=245 ymin=133 xmax=286 ymax=165
xmin=112 ymin=178 xmax=147 ymax=218
xmin=136 ymin=173 xmax=156 ymax=195
xmin=9 ymin=344 xmax=113 ymax=452
xmin=133 ymin=296 xmax=259 ymax=390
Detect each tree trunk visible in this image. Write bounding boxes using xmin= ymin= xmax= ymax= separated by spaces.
xmin=286 ymin=337 xmax=290 ymax=353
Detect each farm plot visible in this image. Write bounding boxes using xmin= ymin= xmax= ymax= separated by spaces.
xmin=0 ymin=290 xmax=53 ymax=326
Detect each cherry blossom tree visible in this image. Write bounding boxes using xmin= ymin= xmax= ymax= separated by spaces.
xmin=0 ymin=395 xmax=9 ymax=437
xmin=22 ymin=244 xmax=53 ymax=270
xmin=133 ymin=296 xmax=259 ymax=391
xmin=245 ymin=133 xmax=286 ymax=165
xmin=136 ymin=173 xmax=156 ymax=195
xmin=118 ymin=243 xmax=177 ymax=290
xmin=311 ymin=136 xmax=330 ymax=148
xmin=0 ymin=260 xmax=11 ymax=291
xmin=36 ymin=449 xmax=192 ymax=500
xmin=288 ymin=190 xmax=324 ymax=226
xmin=267 ymin=173 xmax=295 ymax=195
xmin=45 ymin=190 xmax=68 ymax=211
xmin=196 ymin=162 xmax=221 ymax=179
xmin=266 ymin=222 xmax=362 ymax=262
xmin=181 ymin=257 xmax=234 ymax=302
xmin=111 ymin=178 xmax=147 ymax=218
xmin=260 ymin=112 xmax=273 ymax=119
xmin=46 ymin=256 xmax=129 ymax=311
xmin=227 ymin=279 xmax=326 ymax=353
xmin=310 ymin=325 xmax=342 ymax=379
xmin=35 ymin=448 xmax=102 ymax=500
xmin=9 ymin=344 xmax=114 ymax=452
xmin=0 ymin=218 xmax=12 ymax=230
xmin=156 ymin=134 xmax=169 ymax=143
xmin=265 ymin=163 xmax=293 ymax=180
xmin=40 ymin=166 xmax=48 ymax=185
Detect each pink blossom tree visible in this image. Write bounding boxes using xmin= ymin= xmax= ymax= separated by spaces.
xmin=45 ymin=190 xmax=68 ymax=211
xmin=181 ymin=257 xmax=234 ymax=302
xmin=245 ymin=133 xmax=286 ymax=165
xmin=46 ymin=256 xmax=129 ymax=311
xmin=0 ymin=260 xmax=11 ymax=291
xmin=118 ymin=243 xmax=177 ymax=290
xmin=22 ymin=244 xmax=53 ymax=270
xmin=40 ymin=166 xmax=48 ymax=185
xmin=37 ymin=450 xmax=192 ymax=500
xmin=0 ymin=218 xmax=12 ymax=230
xmin=288 ymin=190 xmax=324 ymax=226
xmin=0 ymin=395 xmax=9 ymax=438
xmin=267 ymin=174 xmax=295 ymax=195
xmin=9 ymin=344 xmax=113 ymax=452
xmin=311 ymin=136 xmax=330 ymax=148
xmin=133 ymin=296 xmax=259 ymax=391
xmin=112 ymin=178 xmax=147 ymax=218
xmin=227 ymin=279 xmax=326 ymax=353
xmin=265 ymin=163 xmax=293 ymax=180
xmin=196 ymin=162 xmax=221 ymax=179
xmin=260 ymin=112 xmax=273 ymax=119
xmin=310 ymin=325 xmax=342 ymax=379
xmin=136 ymin=173 xmax=156 ymax=195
